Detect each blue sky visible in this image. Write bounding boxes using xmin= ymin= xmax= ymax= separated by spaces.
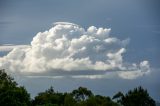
xmin=0 ymin=0 xmax=160 ymax=101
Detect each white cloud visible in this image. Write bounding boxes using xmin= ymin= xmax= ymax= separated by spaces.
xmin=0 ymin=44 xmax=30 ymax=52
xmin=118 ymin=61 xmax=150 ymax=79
xmin=0 ymin=22 xmax=151 ymax=79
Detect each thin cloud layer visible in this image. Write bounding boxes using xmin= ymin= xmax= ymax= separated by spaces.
xmin=0 ymin=22 xmax=150 ymax=79
xmin=0 ymin=44 xmax=30 ymax=52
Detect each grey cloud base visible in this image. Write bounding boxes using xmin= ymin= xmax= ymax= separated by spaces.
xmin=0 ymin=22 xmax=150 ymax=79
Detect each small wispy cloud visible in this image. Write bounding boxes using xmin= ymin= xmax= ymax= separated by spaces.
xmin=0 ymin=44 xmax=30 ymax=52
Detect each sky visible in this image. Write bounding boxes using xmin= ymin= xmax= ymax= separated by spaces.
xmin=0 ymin=0 xmax=160 ymax=101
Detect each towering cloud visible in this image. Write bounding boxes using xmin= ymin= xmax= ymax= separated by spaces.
xmin=0 ymin=22 xmax=150 ymax=79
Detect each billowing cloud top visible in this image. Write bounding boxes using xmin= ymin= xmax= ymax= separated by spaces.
xmin=0 ymin=22 xmax=150 ymax=79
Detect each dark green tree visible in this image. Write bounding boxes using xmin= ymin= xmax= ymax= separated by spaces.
xmin=0 ymin=69 xmax=31 ymax=106
xmin=64 ymin=93 xmax=76 ymax=106
xmin=32 ymin=86 xmax=65 ymax=106
xmin=113 ymin=86 xmax=156 ymax=106
xmin=112 ymin=91 xmax=124 ymax=103
xmin=86 ymin=95 xmax=119 ymax=106
xmin=72 ymin=86 xmax=93 ymax=102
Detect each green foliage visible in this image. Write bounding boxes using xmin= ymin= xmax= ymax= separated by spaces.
xmin=113 ymin=86 xmax=156 ymax=106
xmin=71 ymin=86 xmax=93 ymax=102
xmin=0 ymin=69 xmax=31 ymax=106
xmin=112 ymin=91 xmax=124 ymax=103
xmin=32 ymin=87 xmax=118 ymax=106
xmin=85 ymin=95 xmax=119 ymax=106
xmin=32 ymin=86 xmax=65 ymax=106
xmin=0 ymin=69 xmax=17 ymax=88
xmin=64 ymin=93 xmax=76 ymax=106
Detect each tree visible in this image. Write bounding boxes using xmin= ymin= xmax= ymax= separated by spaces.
xmin=72 ymin=86 xmax=93 ymax=102
xmin=112 ymin=91 xmax=124 ymax=103
xmin=86 ymin=95 xmax=119 ymax=106
xmin=0 ymin=69 xmax=17 ymax=88
xmin=0 ymin=69 xmax=31 ymax=106
xmin=113 ymin=86 xmax=156 ymax=106
xmin=32 ymin=86 xmax=65 ymax=106
xmin=64 ymin=93 xmax=76 ymax=106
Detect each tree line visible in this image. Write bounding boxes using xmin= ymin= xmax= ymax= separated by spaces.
xmin=0 ymin=69 xmax=156 ymax=106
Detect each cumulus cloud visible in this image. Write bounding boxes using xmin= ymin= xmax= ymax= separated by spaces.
xmin=0 ymin=22 xmax=150 ymax=79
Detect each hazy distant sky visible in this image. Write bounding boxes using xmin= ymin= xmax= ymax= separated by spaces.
xmin=0 ymin=0 xmax=160 ymax=101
